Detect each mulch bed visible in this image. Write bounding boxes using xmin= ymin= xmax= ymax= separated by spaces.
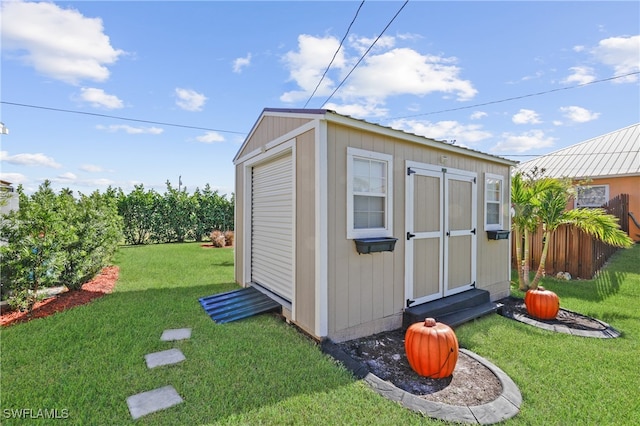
xmin=337 ymin=329 xmax=503 ymax=406
xmin=495 ymin=295 xmax=615 ymax=333
xmin=0 ymin=266 xmax=119 ymax=327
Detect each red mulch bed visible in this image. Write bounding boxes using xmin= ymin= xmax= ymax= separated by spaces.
xmin=0 ymin=266 xmax=119 ymax=327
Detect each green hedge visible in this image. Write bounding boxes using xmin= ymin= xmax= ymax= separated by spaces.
xmin=0 ymin=180 xmax=234 ymax=312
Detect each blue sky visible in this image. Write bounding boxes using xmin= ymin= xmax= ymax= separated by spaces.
xmin=1 ymin=1 xmax=638 ymax=197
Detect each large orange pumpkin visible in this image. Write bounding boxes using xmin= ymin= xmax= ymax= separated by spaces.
xmin=525 ymin=286 xmax=560 ymax=320
xmin=404 ymin=318 xmax=459 ymax=378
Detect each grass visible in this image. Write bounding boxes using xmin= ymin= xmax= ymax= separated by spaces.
xmin=1 ymin=242 xmax=639 ymax=425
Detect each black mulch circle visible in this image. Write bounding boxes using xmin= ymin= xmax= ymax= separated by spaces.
xmin=496 ymin=296 xmax=621 ymax=338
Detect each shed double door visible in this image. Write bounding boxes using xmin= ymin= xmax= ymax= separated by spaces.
xmin=405 ymin=162 xmax=477 ymax=307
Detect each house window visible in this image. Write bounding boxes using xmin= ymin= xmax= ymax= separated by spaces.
xmin=575 ymin=185 xmax=609 ymax=208
xmin=484 ymin=173 xmax=504 ymax=230
xmin=347 ymin=148 xmax=393 ymax=238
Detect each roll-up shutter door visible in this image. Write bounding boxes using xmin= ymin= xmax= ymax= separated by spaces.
xmin=251 ymin=153 xmax=294 ymax=301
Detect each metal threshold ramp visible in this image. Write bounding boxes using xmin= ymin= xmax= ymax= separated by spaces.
xmin=199 ymin=286 xmax=282 ymax=324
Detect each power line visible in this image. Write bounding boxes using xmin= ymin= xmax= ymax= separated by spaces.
xmin=303 ymin=0 xmax=366 ymax=108
xmin=0 ymin=101 xmax=247 ymax=135
xmin=320 ymin=0 xmax=409 ymax=108
xmin=388 ymin=71 xmax=640 ymax=120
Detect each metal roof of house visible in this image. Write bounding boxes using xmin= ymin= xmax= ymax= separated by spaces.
xmin=516 ymin=123 xmax=640 ymax=179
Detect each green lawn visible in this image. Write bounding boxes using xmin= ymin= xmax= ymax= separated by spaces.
xmin=1 ymin=242 xmax=639 ymax=425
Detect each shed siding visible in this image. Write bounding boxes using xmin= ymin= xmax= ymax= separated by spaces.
xmin=238 ymin=116 xmax=313 ymax=160
xmin=294 ymin=129 xmax=317 ymax=334
xmin=235 ymin=164 xmax=245 ymax=285
xmin=326 ymin=123 xmax=511 ymax=341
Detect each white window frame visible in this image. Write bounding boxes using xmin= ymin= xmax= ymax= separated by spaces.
xmin=575 ymin=184 xmax=609 ymax=208
xmin=346 ymin=147 xmax=393 ymax=239
xmin=484 ymin=173 xmax=504 ymax=231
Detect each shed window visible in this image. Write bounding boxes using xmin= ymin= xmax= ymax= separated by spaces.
xmin=347 ymin=148 xmax=393 ymax=238
xmin=575 ymin=185 xmax=609 ymax=208
xmin=484 ymin=173 xmax=504 ymax=230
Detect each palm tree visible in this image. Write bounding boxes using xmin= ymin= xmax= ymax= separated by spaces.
xmin=529 ymin=180 xmax=633 ymax=289
xmin=511 ymin=170 xmax=563 ymax=291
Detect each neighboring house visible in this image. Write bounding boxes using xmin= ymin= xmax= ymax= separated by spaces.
xmin=233 ymin=108 xmax=517 ymax=342
xmin=516 ymin=123 xmax=640 ymax=242
xmin=1 ymin=180 xmax=19 ymax=247
xmin=0 ymin=180 xmax=19 ymax=216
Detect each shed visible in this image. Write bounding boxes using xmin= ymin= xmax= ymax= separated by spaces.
xmin=233 ymin=108 xmax=517 ymax=342
xmin=517 ymin=123 xmax=640 ymax=241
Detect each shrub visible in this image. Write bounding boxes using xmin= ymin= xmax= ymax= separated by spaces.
xmin=210 ymin=230 xmax=226 ymax=248
xmin=223 ymin=230 xmax=234 ymax=246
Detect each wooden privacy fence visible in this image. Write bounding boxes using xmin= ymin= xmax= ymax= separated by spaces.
xmin=512 ymin=194 xmax=630 ymax=280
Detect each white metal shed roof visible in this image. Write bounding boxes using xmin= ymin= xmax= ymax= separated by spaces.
xmin=516 ymin=123 xmax=640 ymax=179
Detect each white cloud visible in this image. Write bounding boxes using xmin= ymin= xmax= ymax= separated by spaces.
xmin=78 ymin=87 xmax=123 ymax=109
xmin=280 ymin=34 xmax=477 ymax=113
xmin=349 ymin=34 xmax=396 ymax=55
xmin=80 ymin=164 xmax=107 ymax=173
xmin=324 ymin=101 xmax=389 ymax=119
xmin=0 ymin=172 xmax=27 ymax=185
xmin=387 ymin=119 xmax=492 ymax=146
xmin=512 ymin=109 xmax=541 ymax=124
xmin=233 ymin=53 xmax=252 ymax=73
xmin=96 ymin=124 xmax=163 ymax=134
xmin=196 ymin=131 xmax=225 ymax=144
xmin=559 ymin=106 xmax=600 ymax=123
xmin=562 ymin=66 xmax=596 ymax=85
xmin=573 ymin=45 xmax=586 ymax=53
xmin=57 ymin=172 xmax=77 ymax=181
xmin=51 ymin=174 xmax=114 ymax=188
xmin=591 ymin=35 xmax=640 ymax=82
xmin=280 ymin=35 xmax=344 ymax=102
xmin=470 ymin=111 xmax=487 ymax=120
xmin=1 ymin=0 xmax=124 ymax=84
xmin=1 ymin=150 xmax=62 ymax=168
xmin=492 ymin=130 xmax=556 ymax=153
xmin=175 ymin=88 xmax=207 ymax=112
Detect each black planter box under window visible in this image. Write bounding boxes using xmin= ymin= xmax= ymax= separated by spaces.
xmin=486 ymin=230 xmax=510 ymax=240
xmin=354 ymin=237 xmax=398 ymax=254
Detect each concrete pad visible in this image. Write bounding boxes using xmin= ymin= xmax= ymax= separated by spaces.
xmin=145 ymin=348 xmax=186 ymax=369
xmin=161 ymin=328 xmax=191 ymax=341
xmin=126 ymin=385 xmax=183 ymax=420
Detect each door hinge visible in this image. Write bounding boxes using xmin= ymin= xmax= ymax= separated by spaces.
xmin=407 ymin=167 xmax=416 ymax=176
xmin=407 ymin=232 xmax=416 ymax=240
xmin=473 ymin=177 xmax=477 ymax=184
xmin=406 ymin=299 xmax=414 ymax=308
xmin=471 ymin=228 xmax=476 ymax=235
xmin=472 ymin=281 xmax=476 ymax=287
xmin=446 ymin=231 xmax=450 ymax=237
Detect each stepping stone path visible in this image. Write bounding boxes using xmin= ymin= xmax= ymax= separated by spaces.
xmin=145 ymin=348 xmax=186 ymax=369
xmin=126 ymin=328 xmax=192 ymax=420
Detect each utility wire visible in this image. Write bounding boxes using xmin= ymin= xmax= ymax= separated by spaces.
xmin=303 ymin=0 xmax=365 ymax=108
xmin=0 ymin=101 xmax=247 ymax=135
xmin=320 ymin=0 xmax=409 ymax=108
xmin=388 ymin=71 xmax=640 ymax=120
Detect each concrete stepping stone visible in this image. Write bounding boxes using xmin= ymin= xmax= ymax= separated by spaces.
xmin=126 ymin=385 xmax=183 ymax=419
xmin=160 ymin=328 xmax=191 ymax=341
xmin=145 ymin=348 xmax=186 ymax=369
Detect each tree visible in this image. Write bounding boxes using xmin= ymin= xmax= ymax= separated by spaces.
xmin=510 ymin=170 xmax=563 ymax=291
xmin=0 ymin=182 xmax=72 ymax=313
xmin=529 ymin=180 xmax=633 ymax=289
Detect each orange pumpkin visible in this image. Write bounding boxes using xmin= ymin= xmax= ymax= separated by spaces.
xmin=525 ymin=286 xmax=560 ymax=320
xmin=404 ymin=318 xmax=459 ymax=378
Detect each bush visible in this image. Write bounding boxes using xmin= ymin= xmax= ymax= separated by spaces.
xmin=223 ymin=230 xmax=234 ymax=246
xmin=0 ymin=182 xmax=122 ymax=312
xmin=210 ymin=230 xmax=226 ymax=248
